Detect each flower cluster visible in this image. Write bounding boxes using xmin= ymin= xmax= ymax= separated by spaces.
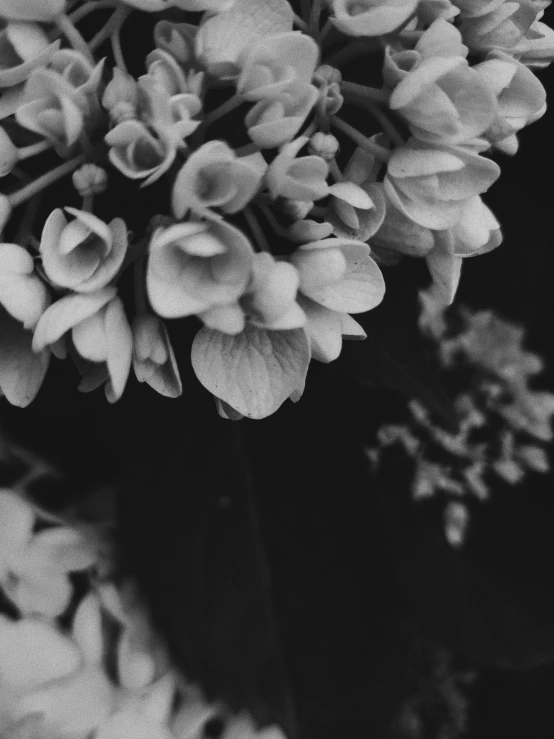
xmin=368 ymin=287 xmax=554 ymax=548
xmin=0 ymin=484 xmax=285 ymax=739
xmin=0 ymin=0 xmax=551 ymax=418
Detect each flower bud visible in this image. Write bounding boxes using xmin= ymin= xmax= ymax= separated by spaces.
xmin=102 ymin=67 xmax=139 ymax=124
xmin=314 ymin=65 xmax=342 ymax=86
xmin=0 ymin=128 xmax=18 ymax=177
xmin=309 ymin=132 xmax=340 ymax=162
xmin=72 ymin=164 xmax=108 ymax=198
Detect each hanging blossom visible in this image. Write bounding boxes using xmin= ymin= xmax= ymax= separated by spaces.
xmin=0 ymin=485 xmax=286 ymax=739
xmin=0 ymin=0 xmax=550 ymax=418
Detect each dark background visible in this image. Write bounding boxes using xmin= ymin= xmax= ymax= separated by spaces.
xmin=2 ymin=6 xmax=554 ymax=738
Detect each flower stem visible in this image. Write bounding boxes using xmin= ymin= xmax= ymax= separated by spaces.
xmin=259 ymin=204 xmax=291 ymax=240
xmin=309 ymin=0 xmax=323 ymax=36
xmin=292 ymin=12 xmax=308 ymax=31
xmin=89 ymin=5 xmax=131 ymax=52
xmin=341 ymin=81 xmax=389 ymax=105
xmin=201 ymin=94 xmax=244 ymax=127
xmin=134 ymin=258 xmax=148 ymax=314
xmin=111 ymin=26 xmax=127 ymax=72
xmin=329 ymin=158 xmax=343 ymax=182
xmin=8 ymin=153 xmax=87 ymax=209
xmin=300 ymin=0 xmax=312 ymax=23
xmin=329 ymin=116 xmax=391 ymax=162
xmin=244 ymin=206 xmax=270 ymax=253
xmin=56 ymin=14 xmax=95 ymax=64
xmin=343 ymin=91 xmax=405 ymax=146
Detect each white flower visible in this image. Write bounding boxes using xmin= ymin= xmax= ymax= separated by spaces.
xmin=147 ymin=220 xmax=254 ymax=319
xmin=0 ymin=22 xmax=59 ymax=88
xmin=290 ymin=237 xmax=386 ymax=315
xmin=40 ymin=208 xmax=128 ymax=293
xmin=245 ymin=81 xmax=319 ymax=149
xmin=0 ymin=243 xmax=49 ymax=329
xmin=172 ymin=141 xmax=265 ymax=220
xmin=237 ymin=31 xmax=319 ymax=101
xmin=0 ymin=490 xmax=97 ymax=617
xmin=389 ymin=55 xmax=497 ymax=145
xmin=267 ymin=136 xmax=329 ymax=202
xmin=331 ymin=0 xmax=419 ymax=37
xmin=33 ymin=290 xmax=133 ymax=402
xmin=384 ymin=138 xmax=501 ymax=230
xmin=300 ymin=297 xmax=366 ymax=363
xmin=0 ymin=0 xmax=66 ymax=22
xmin=132 ymin=314 xmax=182 ymax=398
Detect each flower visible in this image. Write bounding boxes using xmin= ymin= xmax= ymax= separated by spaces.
xmin=0 ymin=0 xmax=66 ymax=23
xmin=474 ymin=51 xmax=546 ymax=151
xmin=40 ymin=208 xmax=127 ymax=293
xmin=237 ymin=31 xmax=319 ymax=101
xmin=33 ymin=290 xmax=133 ymax=402
xmin=195 ymin=0 xmax=293 ymax=77
xmin=172 ymin=141 xmax=265 ymax=220
xmin=239 ymin=253 xmax=306 ymax=330
xmin=146 ymin=219 xmax=254 ymax=319
xmin=0 ymin=489 xmax=98 ymax=617
xmin=330 ymin=0 xmax=420 ymax=37
xmin=0 ymin=243 xmax=49 ymax=328
xmin=245 ymin=81 xmax=319 ymax=148
xmin=389 ymin=55 xmax=497 ymax=145
xmin=300 ymin=297 xmax=366 ymax=363
xmin=457 ymin=0 xmax=539 ymax=53
xmin=132 ymin=314 xmax=182 ymax=398
xmin=0 ymin=22 xmax=60 ymax=89
xmin=384 ymin=138 xmax=501 ymax=229
xmin=266 ymin=136 xmax=329 ymax=202
xmin=290 ymin=237 xmax=386 ymax=315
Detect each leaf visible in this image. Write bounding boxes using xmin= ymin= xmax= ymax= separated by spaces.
xmin=339 ymin=267 xmax=458 ymax=430
xmin=191 ymin=326 xmax=310 ymax=419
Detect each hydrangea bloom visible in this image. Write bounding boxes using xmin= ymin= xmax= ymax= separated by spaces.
xmin=0 ymin=0 xmax=549 ymax=418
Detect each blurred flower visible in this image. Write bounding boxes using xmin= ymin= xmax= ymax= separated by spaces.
xmin=147 ymin=219 xmax=254 ymax=320
xmin=132 ymin=314 xmax=182 ymax=398
xmin=40 ymin=207 xmax=128 ymax=293
xmin=0 ymin=489 xmax=97 ymax=617
xmin=457 ymin=0 xmax=539 ymax=53
xmin=172 ymin=141 xmax=265 ymax=220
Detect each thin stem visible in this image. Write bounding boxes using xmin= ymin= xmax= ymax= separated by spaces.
xmin=344 ymin=92 xmax=405 ymax=146
xmin=300 ymin=0 xmax=312 ymax=23
xmin=89 ymin=5 xmax=130 ymax=52
xmin=341 ymin=81 xmax=390 ymax=105
xmin=309 ymin=0 xmax=323 ymax=36
xmin=292 ymin=12 xmax=308 ymax=31
xmin=235 ymin=143 xmax=261 ymax=157
xmin=8 ymin=153 xmax=87 ymax=208
xmin=244 ymin=206 xmax=270 ymax=253
xmin=318 ymin=18 xmax=333 ymax=46
xmin=17 ymin=140 xmax=52 ymax=160
xmin=111 ymin=27 xmax=127 ymax=72
xmin=200 ymin=94 xmax=244 ymax=127
xmin=329 ymin=158 xmax=343 ymax=182
xmin=69 ymin=0 xmax=117 ymax=23
xmin=56 ymin=14 xmax=95 ymax=63
xmin=82 ymin=194 xmax=94 ymax=212
xmin=259 ymin=204 xmax=291 ymax=240
xmin=329 ymin=116 xmax=391 ymax=162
